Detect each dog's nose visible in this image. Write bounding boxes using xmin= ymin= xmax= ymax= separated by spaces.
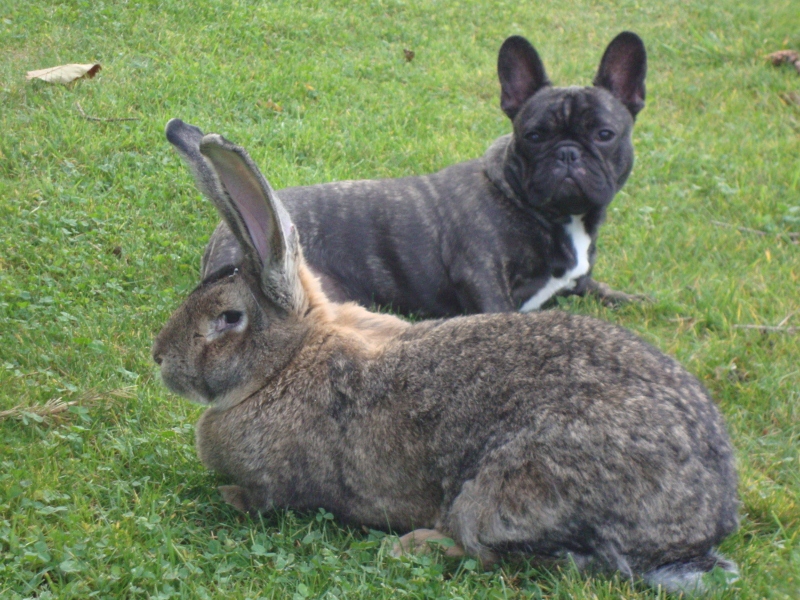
xmin=557 ymin=145 xmax=580 ymax=164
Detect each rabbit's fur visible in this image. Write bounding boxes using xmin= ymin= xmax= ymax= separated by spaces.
xmin=154 ymin=119 xmax=739 ymax=593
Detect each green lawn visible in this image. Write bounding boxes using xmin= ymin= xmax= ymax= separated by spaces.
xmin=1 ymin=0 xmax=798 ymax=597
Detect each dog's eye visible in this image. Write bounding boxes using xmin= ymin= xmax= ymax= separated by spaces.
xmin=222 ymin=310 xmax=243 ymax=325
xmin=596 ymin=129 xmax=615 ymax=142
xmin=525 ymin=129 xmax=546 ymax=143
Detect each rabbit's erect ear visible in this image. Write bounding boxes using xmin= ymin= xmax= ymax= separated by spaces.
xmin=166 ymin=119 xmax=220 ymax=200
xmin=197 ymin=133 xmax=305 ymax=314
xmin=165 ymin=120 xmax=245 ymax=280
xmin=165 ymin=118 xmax=305 ymax=313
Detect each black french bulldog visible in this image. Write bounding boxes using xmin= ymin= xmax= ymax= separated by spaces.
xmin=173 ymin=31 xmax=647 ymax=318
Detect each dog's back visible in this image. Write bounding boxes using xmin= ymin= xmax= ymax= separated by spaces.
xmin=279 ymin=157 xmax=508 ymax=315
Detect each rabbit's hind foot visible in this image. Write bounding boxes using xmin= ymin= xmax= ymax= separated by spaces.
xmin=391 ymin=528 xmax=467 ymax=559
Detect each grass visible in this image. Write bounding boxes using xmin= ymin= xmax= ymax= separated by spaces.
xmin=1 ymin=0 xmax=798 ymax=597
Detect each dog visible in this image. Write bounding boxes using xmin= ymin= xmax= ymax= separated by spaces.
xmin=187 ymin=31 xmax=647 ymax=318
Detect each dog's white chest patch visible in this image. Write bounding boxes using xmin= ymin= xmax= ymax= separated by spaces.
xmin=519 ymin=216 xmax=591 ymax=312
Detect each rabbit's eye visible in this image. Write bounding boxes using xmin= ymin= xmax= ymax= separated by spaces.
xmin=222 ymin=310 xmax=243 ymax=325
xmin=208 ymin=310 xmax=246 ymax=339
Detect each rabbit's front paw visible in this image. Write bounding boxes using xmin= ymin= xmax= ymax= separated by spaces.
xmin=391 ymin=529 xmax=466 ymax=558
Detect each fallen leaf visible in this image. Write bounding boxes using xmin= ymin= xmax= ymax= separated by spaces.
xmin=26 ymin=63 xmax=102 ymax=84
xmin=766 ymin=50 xmax=800 ymax=74
xmin=403 ymin=48 xmax=415 ymax=62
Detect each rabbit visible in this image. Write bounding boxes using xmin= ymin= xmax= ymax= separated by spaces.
xmin=153 ymin=119 xmax=739 ymax=594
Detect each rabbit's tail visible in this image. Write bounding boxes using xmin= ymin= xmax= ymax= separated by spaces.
xmin=643 ymin=551 xmax=738 ymax=594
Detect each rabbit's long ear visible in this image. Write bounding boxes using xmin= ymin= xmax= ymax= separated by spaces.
xmin=165 ymin=119 xmax=244 ymax=279
xmin=166 ymin=119 xmax=220 ymax=201
xmin=198 ymin=134 xmax=305 ymax=314
xmin=165 ymin=119 xmax=304 ymax=313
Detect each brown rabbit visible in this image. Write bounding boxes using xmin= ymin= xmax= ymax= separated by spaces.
xmin=153 ymin=119 xmax=739 ymax=593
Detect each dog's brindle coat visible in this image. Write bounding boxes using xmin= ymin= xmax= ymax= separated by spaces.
xmin=200 ymin=32 xmax=647 ymax=317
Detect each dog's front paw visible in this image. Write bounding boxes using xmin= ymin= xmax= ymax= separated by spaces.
xmin=391 ymin=528 xmax=466 ymax=558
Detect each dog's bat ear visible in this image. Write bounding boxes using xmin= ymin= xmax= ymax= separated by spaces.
xmin=498 ymin=36 xmax=550 ymax=120
xmin=594 ymin=32 xmax=647 ymax=118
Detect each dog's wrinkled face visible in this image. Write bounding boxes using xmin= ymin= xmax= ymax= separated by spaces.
xmin=506 ymin=86 xmax=635 ymax=217
xmin=497 ymin=32 xmax=646 ymax=219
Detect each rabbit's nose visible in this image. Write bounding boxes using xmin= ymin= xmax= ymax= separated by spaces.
xmin=154 ymin=354 xmax=163 ymax=366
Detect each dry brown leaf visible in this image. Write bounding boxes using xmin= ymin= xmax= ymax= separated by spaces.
xmin=403 ymin=48 xmax=415 ymax=62
xmin=26 ymin=63 xmax=102 ymax=84
xmin=766 ymin=50 xmax=800 ymax=74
